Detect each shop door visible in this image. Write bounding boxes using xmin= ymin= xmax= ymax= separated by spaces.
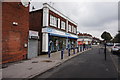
xmin=28 ymin=39 xmax=38 ymax=59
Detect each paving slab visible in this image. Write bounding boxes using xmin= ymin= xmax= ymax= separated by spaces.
xmin=1 ymin=48 xmax=91 ymax=79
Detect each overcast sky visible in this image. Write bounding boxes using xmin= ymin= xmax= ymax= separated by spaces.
xmin=30 ymin=0 xmax=118 ymax=39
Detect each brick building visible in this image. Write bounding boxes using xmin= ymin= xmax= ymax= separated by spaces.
xmin=77 ymin=33 xmax=92 ymax=45
xmin=92 ymin=37 xmax=101 ymax=45
xmin=2 ymin=2 xmax=29 ymax=63
xmin=30 ymin=3 xmax=78 ymax=54
xmin=28 ymin=9 xmax=42 ymax=58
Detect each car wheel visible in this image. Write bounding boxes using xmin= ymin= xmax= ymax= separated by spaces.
xmin=112 ymin=51 xmax=115 ymax=54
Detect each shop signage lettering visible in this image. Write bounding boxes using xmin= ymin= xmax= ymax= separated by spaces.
xmin=43 ymin=28 xmax=78 ymax=39
xmin=65 ymin=33 xmax=70 ymax=36
xmin=29 ymin=30 xmax=38 ymax=37
xmin=47 ymin=28 xmax=53 ymax=32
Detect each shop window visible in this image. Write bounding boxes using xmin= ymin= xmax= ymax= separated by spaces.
xmin=61 ymin=21 xmax=65 ymax=30
xmin=49 ymin=36 xmax=66 ymax=52
xmin=50 ymin=15 xmax=57 ymax=27
xmin=68 ymin=39 xmax=77 ymax=49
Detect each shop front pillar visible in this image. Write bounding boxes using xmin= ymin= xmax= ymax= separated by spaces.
xmin=66 ymin=38 xmax=68 ymax=49
xmin=42 ymin=33 xmax=49 ymax=53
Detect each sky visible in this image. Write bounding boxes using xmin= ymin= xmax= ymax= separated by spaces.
xmin=30 ymin=0 xmax=119 ymax=39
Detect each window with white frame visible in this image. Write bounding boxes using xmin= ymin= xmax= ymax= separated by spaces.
xmin=61 ymin=21 xmax=65 ymax=30
xmin=50 ymin=15 xmax=57 ymax=27
xmin=72 ymin=26 xmax=74 ymax=33
xmin=74 ymin=27 xmax=76 ymax=33
xmin=68 ymin=25 xmax=71 ymax=32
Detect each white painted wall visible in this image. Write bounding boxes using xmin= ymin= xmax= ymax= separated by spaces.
xmin=43 ymin=3 xmax=77 ymax=26
xmin=42 ymin=33 xmax=48 ymax=52
xmin=43 ymin=6 xmax=49 ymax=27
xmin=58 ymin=18 xmax=60 ymax=28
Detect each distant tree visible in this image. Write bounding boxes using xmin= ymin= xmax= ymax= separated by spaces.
xmin=113 ymin=31 xmax=120 ymax=43
xmin=101 ymin=31 xmax=112 ymax=42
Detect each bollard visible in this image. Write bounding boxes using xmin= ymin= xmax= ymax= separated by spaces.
xmin=79 ymin=46 xmax=80 ymax=52
xmin=80 ymin=46 xmax=82 ymax=52
xmin=61 ymin=49 xmax=64 ymax=59
xmin=48 ymin=48 xmax=50 ymax=58
xmin=90 ymin=45 xmax=91 ymax=48
xmin=77 ymin=47 xmax=79 ymax=53
xmin=104 ymin=43 xmax=107 ymax=61
xmin=68 ymin=48 xmax=70 ymax=56
xmin=73 ymin=48 xmax=75 ymax=54
xmin=83 ymin=46 xmax=84 ymax=51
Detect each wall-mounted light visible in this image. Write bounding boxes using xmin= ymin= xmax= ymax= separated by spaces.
xmin=24 ymin=43 xmax=28 ymax=48
xmin=12 ymin=22 xmax=18 ymax=26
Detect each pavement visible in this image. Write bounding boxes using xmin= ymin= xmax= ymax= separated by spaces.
xmin=1 ymin=47 xmax=91 ymax=79
xmin=107 ymin=46 xmax=119 ymax=73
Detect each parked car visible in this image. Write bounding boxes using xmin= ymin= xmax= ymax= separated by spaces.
xmin=106 ymin=43 xmax=114 ymax=46
xmin=111 ymin=43 xmax=120 ymax=54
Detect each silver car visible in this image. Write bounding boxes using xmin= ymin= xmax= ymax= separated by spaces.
xmin=111 ymin=43 xmax=120 ymax=54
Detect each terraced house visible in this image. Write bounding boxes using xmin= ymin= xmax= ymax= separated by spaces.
xmin=30 ymin=3 xmax=78 ymax=54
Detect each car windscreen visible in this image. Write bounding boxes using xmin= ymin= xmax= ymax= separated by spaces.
xmin=115 ymin=44 xmax=120 ymax=46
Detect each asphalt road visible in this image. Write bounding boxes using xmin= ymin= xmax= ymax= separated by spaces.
xmin=33 ymin=46 xmax=118 ymax=79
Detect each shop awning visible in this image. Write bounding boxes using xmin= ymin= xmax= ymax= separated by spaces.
xmin=49 ymin=33 xmax=78 ymax=39
xmin=49 ymin=33 xmax=67 ymax=38
xmin=68 ymin=36 xmax=78 ymax=39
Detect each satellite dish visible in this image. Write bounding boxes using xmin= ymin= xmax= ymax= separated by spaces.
xmin=21 ymin=0 xmax=29 ymax=7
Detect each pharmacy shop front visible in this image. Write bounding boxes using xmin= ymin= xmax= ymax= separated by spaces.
xmin=42 ymin=28 xmax=78 ymax=53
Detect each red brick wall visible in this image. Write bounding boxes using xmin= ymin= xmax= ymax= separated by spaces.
xmin=29 ymin=9 xmax=43 ymax=54
xmin=30 ymin=10 xmax=43 ymax=31
xmin=2 ymin=2 xmax=29 ymax=63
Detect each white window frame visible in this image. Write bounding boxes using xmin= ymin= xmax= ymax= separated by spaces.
xmin=68 ymin=25 xmax=71 ymax=32
xmin=50 ymin=15 xmax=57 ymax=27
xmin=61 ymin=21 xmax=65 ymax=30
xmin=74 ymin=27 xmax=76 ymax=34
xmin=72 ymin=26 xmax=74 ymax=33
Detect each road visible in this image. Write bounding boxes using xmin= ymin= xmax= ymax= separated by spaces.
xmin=33 ymin=45 xmax=118 ymax=79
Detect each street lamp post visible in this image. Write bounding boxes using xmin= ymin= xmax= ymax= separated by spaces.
xmin=104 ymin=31 xmax=107 ymax=61
xmin=104 ymin=41 xmax=106 ymax=60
